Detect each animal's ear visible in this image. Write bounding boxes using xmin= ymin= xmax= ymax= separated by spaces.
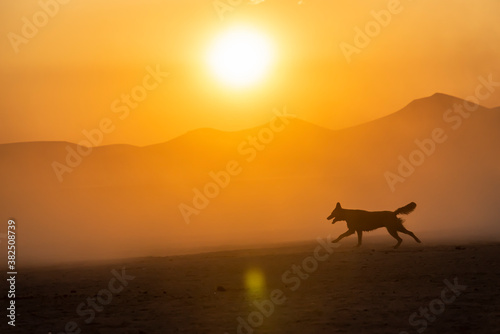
xmin=336 ymin=202 xmax=341 ymax=208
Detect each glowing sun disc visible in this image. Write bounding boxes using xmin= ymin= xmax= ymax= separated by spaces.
xmin=207 ymin=27 xmax=274 ymax=88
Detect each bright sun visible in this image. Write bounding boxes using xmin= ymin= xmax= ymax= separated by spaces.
xmin=207 ymin=27 xmax=274 ymax=88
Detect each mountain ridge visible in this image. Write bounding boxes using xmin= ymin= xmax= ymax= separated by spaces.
xmin=1 ymin=93 xmax=493 ymax=150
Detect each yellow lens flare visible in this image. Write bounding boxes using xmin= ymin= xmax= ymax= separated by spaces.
xmin=207 ymin=27 xmax=274 ymax=88
xmin=244 ymin=268 xmax=267 ymax=298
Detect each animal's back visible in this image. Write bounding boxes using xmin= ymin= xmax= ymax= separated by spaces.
xmin=346 ymin=209 xmax=397 ymax=231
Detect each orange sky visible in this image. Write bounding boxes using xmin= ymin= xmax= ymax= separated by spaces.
xmin=1 ymin=0 xmax=499 ymax=146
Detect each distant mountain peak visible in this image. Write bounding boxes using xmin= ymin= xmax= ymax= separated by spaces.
xmin=410 ymin=92 xmax=465 ymax=107
xmin=430 ymin=92 xmax=455 ymax=99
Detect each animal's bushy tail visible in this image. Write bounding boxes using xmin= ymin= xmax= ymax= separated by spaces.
xmin=394 ymin=202 xmax=417 ymax=215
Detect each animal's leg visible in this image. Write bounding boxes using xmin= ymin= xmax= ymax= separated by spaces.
xmin=397 ymin=226 xmax=422 ymax=243
xmin=387 ymin=228 xmax=402 ymax=249
xmin=355 ymin=230 xmax=363 ymax=247
xmin=332 ymin=229 xmax=355 ymax=243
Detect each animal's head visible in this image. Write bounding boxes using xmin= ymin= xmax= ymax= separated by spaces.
xmin=327 ymin=202 xmax=344 ymax=223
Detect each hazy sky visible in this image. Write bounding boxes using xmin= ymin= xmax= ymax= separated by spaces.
xmin=1 ymin=0 xmax=499 ymax=146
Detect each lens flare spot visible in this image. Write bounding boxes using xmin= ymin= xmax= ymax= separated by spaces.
xmin=245 ymin=268 xmax=266 ymax=297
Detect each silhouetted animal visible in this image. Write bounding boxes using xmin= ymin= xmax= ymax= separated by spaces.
xmin=327 ymin=202 xmax=421 ymax=249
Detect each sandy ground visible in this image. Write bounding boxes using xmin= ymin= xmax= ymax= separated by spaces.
xmin=3 ymin=239 xmax=500 ymax=334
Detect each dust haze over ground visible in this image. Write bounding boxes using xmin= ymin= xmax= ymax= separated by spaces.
xmin=1 ymin=94 xmax=499 ymax=265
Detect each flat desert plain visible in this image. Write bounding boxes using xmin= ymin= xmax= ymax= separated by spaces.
xmin=4 ymin=239 xmax=500 ymax=334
